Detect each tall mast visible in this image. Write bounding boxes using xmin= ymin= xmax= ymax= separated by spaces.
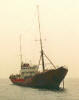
xmin=20 ymin=34 xmax=23 ymax=68
xmin=37 ymin=5 xmax=45 ymax=71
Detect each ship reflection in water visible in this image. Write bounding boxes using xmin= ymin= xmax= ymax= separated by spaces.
xmin=1 ymin=79 xmax=79 ymax=100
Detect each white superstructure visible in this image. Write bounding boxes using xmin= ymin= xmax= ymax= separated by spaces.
xmin=20 ymin=63 xmax=38 ymax=78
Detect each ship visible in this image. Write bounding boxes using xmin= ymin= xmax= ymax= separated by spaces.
xmin=9 ymin=6 xmax=68 ymax=90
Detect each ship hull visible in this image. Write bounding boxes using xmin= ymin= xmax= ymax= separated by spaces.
xmin=9 ymin=67 xmax=68 ymax=89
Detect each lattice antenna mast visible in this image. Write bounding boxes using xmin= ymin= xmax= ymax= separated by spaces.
xmin=20 ymin=34 xmax=23 ymax=68
xmin=37 ymin=5 xmax=45 ymax=71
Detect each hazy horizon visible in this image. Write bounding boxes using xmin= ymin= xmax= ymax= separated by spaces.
xmin=0 ymin=0 xmax=79 ymax=78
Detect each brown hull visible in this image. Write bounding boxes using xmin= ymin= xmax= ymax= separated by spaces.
xmin=10 ymin=67 xmax=68 ymax=89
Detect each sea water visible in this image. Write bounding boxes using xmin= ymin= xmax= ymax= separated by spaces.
xmin=0 ymin=78 xmax=79 ymax=100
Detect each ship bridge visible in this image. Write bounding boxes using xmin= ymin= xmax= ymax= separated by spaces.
xmin=20 ymin=63 xmax=38 ymax=78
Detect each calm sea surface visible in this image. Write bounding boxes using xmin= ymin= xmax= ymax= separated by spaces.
xmin=0 ymin=78 xmax=79 ymax=100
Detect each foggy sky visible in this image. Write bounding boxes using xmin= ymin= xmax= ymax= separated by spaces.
xmin=0 ymin=0 xmax=79 ymax=78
